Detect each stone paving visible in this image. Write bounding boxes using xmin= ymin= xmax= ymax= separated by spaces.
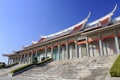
xmin=0 ymin=64 xmax=26 ymax=76
xmin=0 ymin=54 xmax=118 ymax=80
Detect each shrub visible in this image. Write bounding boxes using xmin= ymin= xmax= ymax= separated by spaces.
xmin=10 ymin=58 xmax=52 ymax=74
xmin=41 ymin=57 xmax=45 ymax=61
xmin=2 ymin=63 xmax=6 ymax=68
xmin=32 ymin=57 xmax=38 ymax=64
xmin=110 ymin=55 xmax=120 ymax=77
xmin=36 ymin=58 xmax=52 ymax=65
xmin=0 ymin=62 xmax=5 ymax=68
xmin=10 ymin=63 xmax=33 ymax=73
xmin=0 ymin=64 xmax=3 ymax=69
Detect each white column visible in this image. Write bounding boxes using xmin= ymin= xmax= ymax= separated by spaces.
xmin=66 ymin=43 xmax=69 ymax=59
xmin=104 ymin=42 xmax=108 ymax=55
xmin=15 ymin=58 xmax=17 ymax=63
xmin=31 ymin=52 xmax=33 ymax=63
xmin=12 ymin=58 xmax=14 ymax=63
xmin=114 ymin=30 xmax=120 ymax=54
xmin=86 ymin=37 xmax=90 ymax=57
xmin=9 ymin=59 xmax=10 ymax=64
xmin=18 ymin=57 xmax=20 ymax=63
xmin=99 ymin=34 xmax=104 ymax=56
xmin=51 ymin=45 xmax=53 ymax=58
xmin=61 ymin=47 xmax=63 ymax=60
xmin=29 ymin=53 xmax=31 ymax=63
xmin=35 ymin=50 xmax=38 ymax=62
xmin=92 ymin=44 xmax=94 ymax=57
xmin=39 ymin=52 xmax=41 ymax=62
xmin=27 ymin=53 xmax=29 ymax=63
xmin=11 ymin=59 xmax=13 ymax=64
xmin=16 ymin=57 xmax=18 ymax=62
xmin=17 ymin=57 xmax=19 ymax=63
xmin=13 ymin=58 xmax=15 ymax=63
xmin=58 ymin=42 xmax=60 ymax=60
xmin=45 ymin=46 xmax=47 ymax=59
xmin=10 ymin=59 xmax=12 ymax=64
xmin=75 ymin=36 xmax=78 ymax=58
xmin=79 ymin=45 xmax=82 ymax=58
xmin=14 ymin=58 xmax=16 ymax=63
xmin=12 ymin=58 xmax=14 ymax=64
xmin=8 ymin=58 xmax=10 ymax=65
xmin=89 ymin=44 xmax=92 ymax=57
xmin=69 ymin=45 xmax=72 ymax=59
xmin=19 ymin=54 xmax=22 ymax=64
xmin=35 ymin=50 xmax=38 ymax=57
xmin=16 ymin=58 xmax=18 ymax=63
xmin=62 ymin=46 xmax=65 ymax=60
xmin=28 ymin=53 xmax=30 ymax=63
xmin=63 ymin=46 xmax=66 ymax=60
xmin=27 ymin=52 xmax=29 ymax=63
xmin=12 ymin=59 xmax=14 ymax=64
xmin=25 ymin=54 xmax=27 ymax=63
xmin=13 ymin=59 xmax=14 ymax=64
xmin=37 ymin=51 xmax=40 ymax=62
xmin=9 ymin=59 xmax=11 ymax=64
xmin=10 ymin=58 xmax=12 ymax=64
xmin=16 ymin=58 xmax=17 ymax=63
xmin=15 ymin=58 xmax=16 ymax=63
xmin=24 ymin=54 xmax=26 ymax=64
xmin=8 ymin=59 xmax=10 ymax=64
xmin=8 ymin=59 xmax=10 ymax=65
xmin=15 ymin=57 xmax=17 ymax=63
xmin=22 ymin=54 xmax=24 ymax=64
xmin=75 ymin=42 xmax=78 ymax=58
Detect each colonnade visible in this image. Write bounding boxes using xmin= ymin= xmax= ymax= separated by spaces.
xmin=8 ymin=29 xmax=120 ymax=64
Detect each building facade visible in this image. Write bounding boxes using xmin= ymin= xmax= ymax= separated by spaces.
xmin=3 ymin=5 xmax=120 ymax=65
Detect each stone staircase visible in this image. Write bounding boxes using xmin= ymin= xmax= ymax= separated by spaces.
xmin=16 ymin=54 xmax=118 ymax=80
xmin=0 ymin=63 xmax=27 ymax=76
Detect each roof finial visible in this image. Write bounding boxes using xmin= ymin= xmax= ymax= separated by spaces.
xmin=12 ymin=50 xmax=16 ymax=53
xmin=85 ymin=12 xmax=91 ymax=20
xmin=40 ymin=35 xmax=42 ymax=38
xmin=32 ymin=41 xmax=37 ymax=44
xmin=111 ymin=4 xmax=117 ymax=15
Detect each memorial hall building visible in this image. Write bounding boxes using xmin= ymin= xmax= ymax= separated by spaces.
xmin=3 ymin=5 xmax=120 ymax=64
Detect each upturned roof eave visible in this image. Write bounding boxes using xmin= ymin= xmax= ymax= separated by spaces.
xmin=81 ymin=22 xmax=120 ymax=36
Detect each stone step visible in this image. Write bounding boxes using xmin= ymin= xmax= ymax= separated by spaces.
xmin=14 ymin=54 xmax=119 ymax=80
xmin=0 ymin=64 xmax=27 ymax=76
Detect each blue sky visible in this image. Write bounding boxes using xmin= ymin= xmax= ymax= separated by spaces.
xmin=0 ymin=0 xmax=120 ymax=63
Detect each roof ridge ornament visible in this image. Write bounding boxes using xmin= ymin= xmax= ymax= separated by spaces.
xmin=98 ymin=4 xmax=117 ymax=27
xmin=88 ymin=4 xmax=117 ymax=26
xmin=39 ymin=12 xmax=91 ymax=40
xmin=32 ymin=41 xmax=37 ymax=44
xmin=85 ymin=12 xmax=91 ymax=21
xmin=71 ymin=12 xmax=91 ymax=33
xmin=99 ymin=4 xmax=117 ymax=21
xmin=75 ymin=12 xmax=91 ymax=26
xmin=111 ymin=4 xmax=117 ymax=15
